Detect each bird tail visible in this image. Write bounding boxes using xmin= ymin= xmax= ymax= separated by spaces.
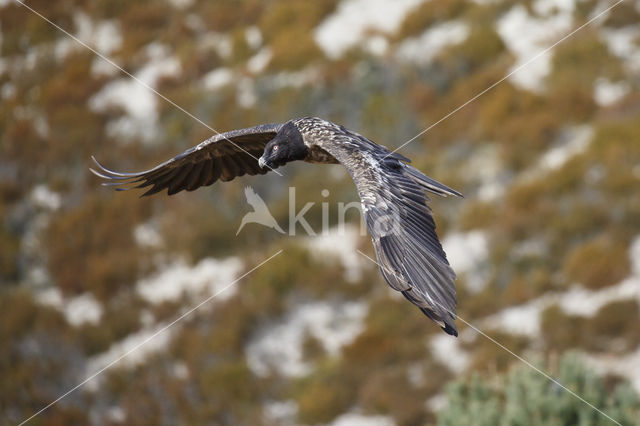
xmin=403 ymin=165 xmax=462 ymax=198
xmin=420 ymin=307 xmax=458 ymax=337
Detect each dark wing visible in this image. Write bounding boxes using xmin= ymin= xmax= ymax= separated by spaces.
xmin=91 ymin=123 xmax=282 ymax=196
xmin=316 ymin=125 xmax=462 ymax=336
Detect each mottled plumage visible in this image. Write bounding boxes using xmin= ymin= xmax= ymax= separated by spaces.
xmin=92 ymin=117 xmax=462 ymax=336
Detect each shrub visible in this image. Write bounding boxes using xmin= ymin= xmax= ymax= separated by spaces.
xmin=438 ymin=25 xmax=506 ymax=76
xmin=119 ymin=2 xmax=172 ymax=57
xmin=0 ymin=288 xmax=88 ymax=424
xmin=259 ymin=0 xmax=336 ymax=71
xmin=199 ymin=0 xmax=264 ymax=33
xmin=459 ymin=200 xmax=499 ymax=231
xmin=563 ymin=235 xmax=630 ymax=289
xmin=462 ymin=329 xmax=530 ymax=373
xmin=293 ymin=360 xmax=357 ymax=424
xmin=603 ymin=1 xmax=640 ymax=28
xmin=359 ymin=368 xmax=432 ymax=426
xmin=0 ymin=207 xmax=20 ymax=283
xmin=540 ymin=304 xmax=584 ymax=352
xmin=45 ymin=192 xmax=151 ymax=300
xmin=395 ymin=0 xmax=468 ymax=40
xmin=438 ymin=353 xmax=640 ymax=426
xmin=582 ymin=300 xmax=640 ymax=353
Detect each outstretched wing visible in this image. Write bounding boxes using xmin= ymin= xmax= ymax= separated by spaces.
xmin=312 ymin=122 xmax=462 ymax=336
xmin=91 ymin=123 xmax=282 ymax=196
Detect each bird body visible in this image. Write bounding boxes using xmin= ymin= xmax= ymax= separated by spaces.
xmin=92 ymin=117 xmax=462 ymax=336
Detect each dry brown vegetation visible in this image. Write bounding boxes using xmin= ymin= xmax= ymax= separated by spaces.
xmin=2 ymin=0 xmax=639 ymax=424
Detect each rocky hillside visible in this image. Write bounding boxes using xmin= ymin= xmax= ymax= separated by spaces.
xmin=2 ymin=0 xmax=640 ymax=424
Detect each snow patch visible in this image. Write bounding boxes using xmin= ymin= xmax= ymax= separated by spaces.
xmin=199 ymin=32 xmax=232 ymax=59
xmin=314 ymin=0 xmax=426 ymax=59
xmin=91 ymin=58 xmax=119 ymax=77
xmin=521 ymin=125 xmax=593 ymax=182
xmin=136 ymin=256 xmax=242 ymax=305
xmin=237 ymin=76 xmax=257 ymax=108
xmin=246 ymin=300 xmax=368 ymax=377
xmin=245 ymin=26 xmax=263 ymax=50
xmin=396 ymin=21 xmax=469 ymax=65
xmin=202 ymin=67 xmax=233 ymax=90
xmin=594 ymin=78 xmax=630 ymax=106
xmin=105 ymin=406 xmax=126 ymax=423
xmin=533 ymin=0 xmax=576 ymax=16
xmin=0 ymin=82 xmax=13 ymax=100
xmin=166 ymin=0 xmax=194 ymax=9
xmin=538 ymin=125 xmax=592 ymax=171
xmin=586 ymin=347 xmax=640 ymax=393
xmin=365 ymin=35 xmax=390 ymax=56
xmin=56 ymin=14 xmax=122 ymax=62
xmin=86 ymin=321 xmax=173 ymax=383
xmin=65 ymin=293 xmax=103 ymax=326
xmin=247 ymin=47 xmax=272 ymax=74
xmin=30 ymin=185 xmax=61 ymax=211
xmin=497 ymin=4 xmax=574 ymax=92
xmin=172 ymin=361 xmax=189 ymax=379
xmin=601 ymin=26 xmax=640 ymax=72
xmin=89 ymin=44 xmax=181 ymax=143
xmin=75 ymin=13 xmax=122 ymax=55
xmin=430 ymin=333 xmax=470 ymax=373
xmin=426 ymin=393 xmax=448 ymax=412
xmin=482 ymin=276 xmax=640 ymax=335
xmin=134 ymin=222 xmax=163 ymax=248
xmin=464 ymin=144 xmax=508 ymax=201
xmin=442 ymin=231 xmax=489 ymax=292
xmin=484 ymin=298 xmax=546 ymax=336
xmin=36 ymin=287 xmax=64 ymax=309
xmin=36 ymin=288 xmax=103 ymax=327
xmin=264 ymin=400 xmax=298 ymax=425
xmin=483 ymin=235 xmax=640 ymax=335
xmin=305 ymin=225 xmax=365 ymax=282
xmin=560 ymin=277 xmax=640 ymax=317
xmin=265 ymin=67 xmax=322 ymax=90
xmin=631 ymin=235 xmax=640 ymax=276
xmin=330 ymin=413 xmax=396 ymax=426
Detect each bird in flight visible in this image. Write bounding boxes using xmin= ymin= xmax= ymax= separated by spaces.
xmin=91 ymin=117 xmax=462 ymax=336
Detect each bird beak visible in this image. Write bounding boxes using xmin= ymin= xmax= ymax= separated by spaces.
xmin=258 ymin=155 xmax=267 ymax=169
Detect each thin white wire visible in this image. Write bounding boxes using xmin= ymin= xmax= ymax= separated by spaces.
xmin=18 ymin=250 xmax=283 ymax=426
xmin=356 ymin=249 xmax=622 ymax=426
xmin=385 ymin=0 xmax=625 ymax=159
xmin=12 ymin=0 xmax=283 ymax=176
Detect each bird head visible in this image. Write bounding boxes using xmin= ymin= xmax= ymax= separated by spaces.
xmin=258 ymin=121 xmax=308 ymax=169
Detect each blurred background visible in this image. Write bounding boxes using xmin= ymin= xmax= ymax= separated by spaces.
xmin=2 ymin=0 xmax=640 ymax=424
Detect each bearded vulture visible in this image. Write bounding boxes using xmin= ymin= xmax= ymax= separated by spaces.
xmin=91 ymin=117 xmax=462 ymax=336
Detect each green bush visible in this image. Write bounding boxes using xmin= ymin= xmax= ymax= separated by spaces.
xmin=438 ymin=353 xmax=640 ymax=426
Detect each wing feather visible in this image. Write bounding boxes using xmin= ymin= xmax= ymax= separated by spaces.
xmin=185 ymin=161 xmax=206 ymax=192
xmin=311 ymin=122 xmax=462 ymax=336
xmin=91 ymin=123 xmax=282 ymax=196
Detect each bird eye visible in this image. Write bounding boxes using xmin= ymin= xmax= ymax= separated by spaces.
xmin=273 ymin=145 xmax=279 ymax=151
